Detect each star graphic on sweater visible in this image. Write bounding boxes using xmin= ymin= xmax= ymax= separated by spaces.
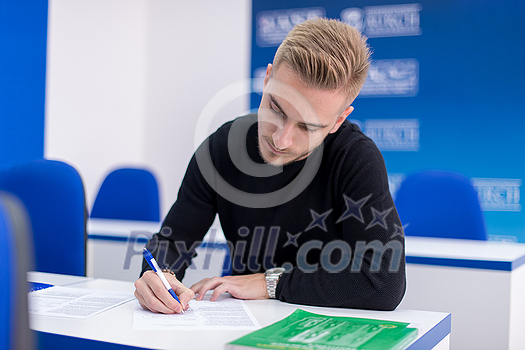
xmin=390 ymin=223 xmax=409 ymax=239
xmin=305 ymin=209 xmax=333 ymax=232
xmin=365 ymin=206 xmax=393 ymax=230
xmin=336 ymin=194 xmax=371 ymax=224
xmin=283 ymin=231 xmax=302 ymax=248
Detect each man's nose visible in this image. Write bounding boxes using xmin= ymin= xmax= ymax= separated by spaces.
xmin=272 ymin=121 xmax=294 ymax=150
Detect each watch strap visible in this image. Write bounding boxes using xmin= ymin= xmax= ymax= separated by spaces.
xmin=265 ymin=268 xmax=285 ymax=299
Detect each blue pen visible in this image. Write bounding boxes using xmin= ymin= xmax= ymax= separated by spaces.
xmin=143 ymin=248 xmax=185 ymax=314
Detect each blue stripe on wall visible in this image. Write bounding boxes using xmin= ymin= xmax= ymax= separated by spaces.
xmin=0 ymin=0 xmax=48 ymax=169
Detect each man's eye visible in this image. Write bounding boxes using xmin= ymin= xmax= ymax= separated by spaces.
xmin=302 ymin=125 xmax=319 ymax=132
xmin=270 ymin=101 xmax=282 ymax=114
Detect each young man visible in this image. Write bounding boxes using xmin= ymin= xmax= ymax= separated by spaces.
xmin=134 ymin=18 xmax=406 ymax=314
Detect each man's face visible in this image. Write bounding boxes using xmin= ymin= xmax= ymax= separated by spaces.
xmin=257 ymin=63 xmax=354 ymax=167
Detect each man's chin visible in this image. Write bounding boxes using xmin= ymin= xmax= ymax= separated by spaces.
xmin=267 ymin=158 xmax=287 ymax=167
xmin=257 ymin=138 xmax=302 ymax=167
xmin=260 ymin=152 xmax=286 ymax=167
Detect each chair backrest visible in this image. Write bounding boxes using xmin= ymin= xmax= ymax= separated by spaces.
xmin=91 ymin=167 xmax=160 ymax=222
xmin=0 ymin=159 xmax=87 ymax=276
xmin=394 ymin=170 xmax=487 ymax=240
xmin=0 ymin=192 xmax=35 ymax=350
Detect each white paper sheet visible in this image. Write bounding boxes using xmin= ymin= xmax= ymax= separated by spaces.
xmin=132 ymin=294 xmax=261 ymax=331
xmin=28 ymin=286 xmax=134 ymax=319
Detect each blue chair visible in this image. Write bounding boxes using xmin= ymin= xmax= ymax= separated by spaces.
xmin=0 ymin=159 xmax=87 ymax=276
xmin=0 ymin=192 xmax=35 ymax=350
xmin=91 ymin=167 xmax=160 ymax=222
xmin=394 ymin=170 xmax=487 ymax=240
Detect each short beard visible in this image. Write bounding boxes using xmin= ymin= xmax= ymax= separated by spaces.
xmin=257 ymin=136 xmax=320 ymax=167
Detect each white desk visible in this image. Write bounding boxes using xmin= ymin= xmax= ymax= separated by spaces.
xmin=401 ymin=237 xmax=525 ymax=350
xmin=87 ymin=220 xmax=525 ymax=349
xmin=87 ymin=218 xmax=227 ymax=286
xmin=29 ymin=272 xmax=450 ymax=350
xmin=86 ymin=218 xmax=160 ymax=281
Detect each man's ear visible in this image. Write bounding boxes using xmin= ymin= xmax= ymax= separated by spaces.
xmin=263 ymin=63 xmax=273 ymax=89
xmin=329 ymin=106 xmax=354 ymax=134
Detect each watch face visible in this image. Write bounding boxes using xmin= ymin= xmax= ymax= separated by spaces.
xmin=266 ymin=267 xmax=286 ymax=275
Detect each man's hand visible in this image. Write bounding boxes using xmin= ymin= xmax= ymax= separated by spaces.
xmin=190 ymin=273 xmax=269 ymax=302
xmin=134 ymin=270 xmax=195 ymax=314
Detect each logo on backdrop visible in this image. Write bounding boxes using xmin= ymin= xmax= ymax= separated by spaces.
xmin=360 ymin=119 xmax=420 ymax=152
xmin=252 ymin=66 xmax=267 ymax=95
xmin=360 ymin=59 xmax=419 ymax=98
xmin=341 ymin=3 xmax=422 ymax=38
xmin=471 ymin=178 xmax=522 ymax=212
xmin=256 ymin=7 xmax=326 ymax=47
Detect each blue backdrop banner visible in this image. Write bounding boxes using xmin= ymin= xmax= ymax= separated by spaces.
xmin=250 ymin=0 xmax=525 ymax=242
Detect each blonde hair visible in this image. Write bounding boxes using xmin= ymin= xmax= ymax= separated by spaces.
xmin=273 ymin=18 xmax=371 ymax=102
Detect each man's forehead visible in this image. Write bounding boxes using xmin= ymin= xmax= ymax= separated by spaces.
xmin=268 ymin=93 xmax=329 ymax=128
xmin=266 ymin=78 xmax=347 ymax=123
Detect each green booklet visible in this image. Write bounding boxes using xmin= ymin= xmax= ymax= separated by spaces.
xmin=225 ymin=309 xmax=418 ymax=350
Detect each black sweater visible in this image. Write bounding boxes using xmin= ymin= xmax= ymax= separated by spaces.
xmin=143 ymin=114 xmax=406 ymax=311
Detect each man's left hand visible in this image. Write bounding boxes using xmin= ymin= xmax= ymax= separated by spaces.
xmin=190 ymin=273 xmax=269 ymax=301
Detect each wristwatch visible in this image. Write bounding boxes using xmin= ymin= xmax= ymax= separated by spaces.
xmin=265 ymin=267 xmax=285 ymax=299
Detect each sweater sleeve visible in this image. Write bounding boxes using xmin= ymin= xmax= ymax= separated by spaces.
xmin=275 ymin=138 xmax=406 ymax=311
xmin=140 ymin=146 xmax=218 ymax=282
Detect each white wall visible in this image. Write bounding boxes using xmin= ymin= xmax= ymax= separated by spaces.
xmin=45 ymin=0 xmax=251 ymax=216
xmin=142 ymin=1 xmax=252 ymax=215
